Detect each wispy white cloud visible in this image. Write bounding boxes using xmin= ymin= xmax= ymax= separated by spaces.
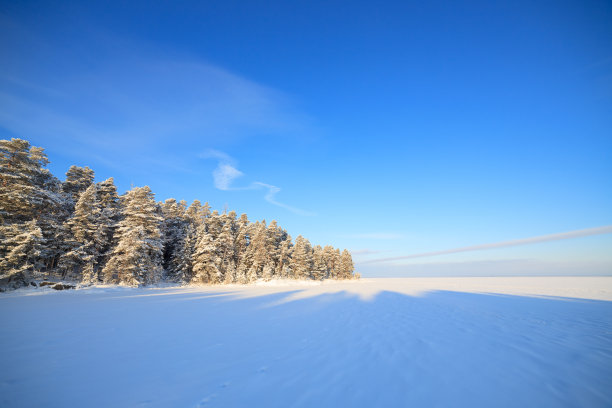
xmin=1 ymin=63 xmax=306 ymax=158
xmin=201 ymin=149 xmax=244 ymax=191
xmin=0 ymin=23 xmax=314 ymax=173
xmin=200 ymin=149 xmax=236 ymax=164
xmin=204 ymin=151 xmax=315 ymax=216
xmin=343 ymin=233 xmax=405 ymax=240
xmin=213 ymin=164 xmax=244 ymax=191
xmin=358 ymin=225 xmax=612 ymax=265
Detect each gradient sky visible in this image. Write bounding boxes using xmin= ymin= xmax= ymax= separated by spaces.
xmin=1 ymin=0 xmax=611 ymax=276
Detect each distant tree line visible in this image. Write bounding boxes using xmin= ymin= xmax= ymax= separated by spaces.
xmin=0 ymin=139 xmax=356 ymax=290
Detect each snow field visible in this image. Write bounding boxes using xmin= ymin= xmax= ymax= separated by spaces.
xmin=1 ymin=277 xmax=611 ymax=407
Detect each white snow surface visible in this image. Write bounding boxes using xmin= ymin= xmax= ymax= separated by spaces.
xmin=1 ymin=277 xmax=611 ymax=407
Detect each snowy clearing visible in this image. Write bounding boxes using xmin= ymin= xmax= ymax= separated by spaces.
xmin=1 ymin=277 xmax=612 ymax=407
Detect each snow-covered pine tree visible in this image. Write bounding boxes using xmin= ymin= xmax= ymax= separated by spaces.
xmin=216 ymin=211 xmax=237 ymax=282
xmin=0 ymin=220 xmax=42 ymax=289
xmin=339 ymin=249 xmax=355 ymax=279
xmin=57 ymin=179 xmax=119 ymax=285
xmin=322 ymin=245 xmax=337 ymax=279
xmin=236 ymin=261 xmax=248 ymax=284
xmin=234 ymin=213 xmax=250 ymax=276
xmin=56 ymin=165 xmax=95 ymax=264
xmin=246 ymin=265 xmax=258 ymax=283
xmin=102 ymin=186 xmax=163 ymax=286
xmin=279 ymin=236 xmax=293 ymax=278
xmin=160 ymin=198 xmax=188 ymax=281
xmin=62 ymin=165 xmax=95 ymax=204
xmin=191 ymin=229 xmax=220 ymax=284
xmin=206 ymin=210 xmax=223 ymax=241
xmin=265 ymin=220 xmax=281 ymax=274
xmin=0 ymin=138 xmax=67 ymax=281
xmin=0 ymin=138 xmax=50 ymax=223
xmin=223 ymin=259 xmax=237 ymax=284
xmin=262 ymin=262 xmax=274 ymax=281
xmin=59 ymin=184 xmax=103 ymax=283
xmin=245 ymin=221 xmax=267 ymax=282
xmin=97 ymin=177 xmax=120 ymax=209
xmin=330 ymin=248 xmax=341 ymax=279
xmin=172 ymin=200 xmax=210 ymax=283
xmin=237 ymin=221 xmax=254 ymax=280
xmin=290 ymin=235 xmax=313 ymax=279
xmin=95 ymin=177 xmax=121 ymax=269
xmin=173 ymin=224 xmax=195 ymax=284
xmin=312 ymin=245 xmax=328 ymax=280
xmin=35 ymin=171 xmax=69 ymax=274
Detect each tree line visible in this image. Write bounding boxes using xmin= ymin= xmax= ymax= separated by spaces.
xmin=0 ymin=138 xmax=356 ymax=290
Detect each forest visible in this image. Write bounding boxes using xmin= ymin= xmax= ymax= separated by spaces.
xmin=0 ymin=138 xmax=356 ymax=290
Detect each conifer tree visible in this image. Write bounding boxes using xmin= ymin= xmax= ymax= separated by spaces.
xmin=29 ymin=169 xmax=67 ymax=273
xmin=234 ymin=214 xmax=250 ymax=273
xmin=223 ymin=259 xmax=237 ymax=284
xmin=339 ymin=249 xmax=355 ymax=279
xmin=172 ymin=200 xmax=209 ymax=283
xmin=0 ymin=220 xmax=42 ymax=288
xmin=331 ymin=248 xmax=341 ymax=279
xmin=319 ymin=246 xmax=333 ymax=279
xmin=312 ymin=245 xmax=328 ymax=280
xmin=95 ymin=178 xmax=121 ymax=268
xmin=57 ymin=179 xmax=119 ymax=284
xmin=262 ymin=262 xmax=274 ymax=281
xmin=265 ymin=220 xmax=281 ymax=270
xmin=1 ymin=139 xmax=51 ymax=222
xmin=206 ymin=210 xmax=222 ymax=239
xmin=59 ymin=184 xmax=102 ymax=282
xmin=160 ymin=198 xmax=188 ymax=281
xmin=235 ymin=262 xmax=248 ymax=284
xmin=279 ymin=237 xmax=293 ymax=278
xmin=290 ymin=235 xmax=313 ymax=279
xmin=102 ymin=186 xmax=163 ymax=286
xmin=245 ymin=221 xmax=267 ymax=282
xmin=173 ymin=226 xmax=196 ymax=283
xmin=0 ymin=139 xmax=67 ymax=281
xmin=216 ymin=212 xmax=236 ymax=280
xmin=63 ymin=165 xmax=95 ymax=204
xmin=191 ymin=230 xmax=220 ymax=284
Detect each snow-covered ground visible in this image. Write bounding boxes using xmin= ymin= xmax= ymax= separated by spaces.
xmin=1 ymin=277 xmax=611 ymax=407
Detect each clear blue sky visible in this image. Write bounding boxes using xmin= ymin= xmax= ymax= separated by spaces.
xmin=1 ymin=0 xmax=611 ymax=276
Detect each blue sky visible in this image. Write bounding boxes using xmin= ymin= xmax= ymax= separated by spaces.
xmin=1 ymin=0 xmax=611 ymax=276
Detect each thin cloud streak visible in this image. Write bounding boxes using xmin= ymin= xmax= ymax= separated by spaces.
xmin=252 ymin=182 xmax=316 ymax=216
xmin=343 ymin=233 xmax=405 ymax=240
xmin=200 ymin=149 xmax=236 ymax=164
xmin=358 ymin=225 xmax=612 ymax=265
xmin=204 ymin=151 xmax=315 ymax=216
